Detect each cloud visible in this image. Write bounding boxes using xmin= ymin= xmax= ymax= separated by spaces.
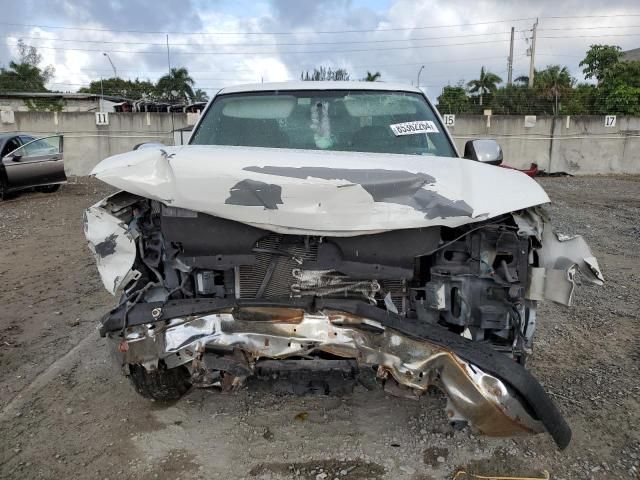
xmin=1 ymin=0 xmax=639 ymax=98
xmin=268 ymin=0 xmax=354 ymax=27
xmin=4 ymin=0 xmax=205 ymax=32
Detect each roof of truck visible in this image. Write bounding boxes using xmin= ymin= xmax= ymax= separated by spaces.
xmin=217 ymin=81 xmax=423 ymax=95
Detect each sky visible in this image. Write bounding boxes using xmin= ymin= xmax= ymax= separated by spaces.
xmin=0 ymin=0 xmax=639 ymax=100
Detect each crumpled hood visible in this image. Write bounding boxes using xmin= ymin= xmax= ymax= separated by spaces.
xmin=92 ymin=145 xmax=550 ymax=236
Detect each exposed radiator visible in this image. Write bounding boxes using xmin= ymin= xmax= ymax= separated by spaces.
xmin=379 ymin=279 xmax=407 ymax=314
xmin=238 ymin=235 xmax=407 ymax=313
xmin=238 ymin=234 xmax=318 ymax=298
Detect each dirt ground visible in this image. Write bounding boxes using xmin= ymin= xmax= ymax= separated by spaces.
xmin=0 ymin=176 xmax=638 ymax=480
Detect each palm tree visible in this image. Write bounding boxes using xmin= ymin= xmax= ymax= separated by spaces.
xmin=156 ymin=67 xmax=195 ymax=102
xmin=466 ymin=67 xmax=502 ymax=106
xmin=535 ymin=65 xmax=573 ymax=114
xmin=513 ymin=75 xmax=529 ymax=85
xmin=192 ymin=88 xmax=209 ymax=102
xmin=365 ymin=71 xmax=381 ymax=82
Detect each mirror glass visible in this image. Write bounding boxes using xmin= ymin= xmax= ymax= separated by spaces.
xmin=464 ymin=139 xmax=503 ymax=165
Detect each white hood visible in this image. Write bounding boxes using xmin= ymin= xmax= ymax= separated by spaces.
xmin=91 ymin=145 xmax=550 ymax=236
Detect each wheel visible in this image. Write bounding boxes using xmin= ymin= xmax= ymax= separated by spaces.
xmin=128 ymin=363 xmax=191 ymax=401
xmin=0 ymin=178 xmax=10 ymax=200
xmin=37 ymin=184 xmax=60 ymax=193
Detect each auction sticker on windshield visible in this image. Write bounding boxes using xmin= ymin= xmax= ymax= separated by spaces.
xmin=389 ymin=120 xmax=439 ymax=136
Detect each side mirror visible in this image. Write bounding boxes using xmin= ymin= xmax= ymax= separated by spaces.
xmin=10 ymin=154 xmax=22 ymax=162
xmin=463 ymin=139 xmax=503 ymax=166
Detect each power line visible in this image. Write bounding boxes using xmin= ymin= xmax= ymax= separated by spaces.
xmin=535 ymin=53 xmax=583 ymax=58
xmin=9 ymin=24 xmax=639 ymax=49
xmin=540 ymin=13 xmax=640 ymax=21
xmin=538 ymin=24 xmax=640 ymax=31
xmin=7 ymin=30 xmax=640 ymax=57
xmin=1 ymin=13 xmax=639 ymax=36
xmin=5 ymin=38 xmax=514 ymax=55
xmin=0 ymin=17 xmax=538 ymax=36
xmin=5 ymin=30 xmax=517 ymax=48
xmin=538 ymin=33 xmax=640 ymax=39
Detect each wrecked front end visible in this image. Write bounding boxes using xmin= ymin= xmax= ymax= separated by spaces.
xmin=84 ymin=174 xmax=602 ymax=449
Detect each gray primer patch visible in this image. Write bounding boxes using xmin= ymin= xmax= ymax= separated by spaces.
xmin=94 ymin=233 xmax=118 ymax=257
xmin=226 ymin=179 xmax=283 ymax=210
xmin=243 ymin=166 xmax=473 ymax=219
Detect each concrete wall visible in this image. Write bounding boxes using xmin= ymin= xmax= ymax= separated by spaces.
xmin=0 ymin=111 xmax=188 ymax=175
xmin=0 ymin=111 xmax=638 ymax=176
xmin=448 ymin=115 xmax=640 ymax=175
xmin=0 ymin=97 xmax=103 ymax=112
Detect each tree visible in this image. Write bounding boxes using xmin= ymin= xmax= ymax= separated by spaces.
xmin=300 ymin=67 xmax=350 ymax=81
xmin=580 ymin=45 xmax=622 ymax=83
xmin=489 ymin=85 xmax=539 ymax=114
xmin=535 ymin=65 xmax=574 ymax=114
xmin=436 ymin=85 xmax=470 ymax=113
xmin=192 ymin=88 xmax=209 ymax=102
xmin=601 ymin=60 xmax=640 ymax=88
xmin=513 ymin=75 xmax=529 ymax=85
xmin=78 ymin=77 xmax=156 ymax=100
xmin=596 ymin=84 xmax=640 ymax=115
xmin=364 ymin=71 xmax=381 ymax=82
xmin=156 ymin=67 xmax=195 ymax=102
xmin=466 ymin=67 xmax=502 ymax=106
xmin=564 ymin=83 xmax=598 ymax=115
xmin=15 ymin=39 xmax=55 ymax=83
xmin=595 ymin=60 xmax=640 ymax=115
xmin=0 ymin=63 xmax=48 ymax=92
xmin=0 ymin=39 xmax=55 ymax=92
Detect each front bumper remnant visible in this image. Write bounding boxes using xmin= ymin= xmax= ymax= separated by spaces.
xmin=110 ymin=306 xmax=571 ymax=448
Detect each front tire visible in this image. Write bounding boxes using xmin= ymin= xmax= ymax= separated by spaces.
xmin=128 ymin=363 xmax=191 ymax=401
xmin=0 ymin=179 xmax=9 ymax=200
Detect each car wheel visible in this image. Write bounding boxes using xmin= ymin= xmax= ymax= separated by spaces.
xmin=37 ymin=184 xmax=61 ymax=193
xmin=0 ymin=180 xmax=12 ymax=200
xmin=128 ymin=363 xmax=191 ymax=401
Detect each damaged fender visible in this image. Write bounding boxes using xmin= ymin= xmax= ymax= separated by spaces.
xmin=515 ymin=208 xmax=604 ymax=306
xmin=84 ymin=194 xmax=141 ymax=294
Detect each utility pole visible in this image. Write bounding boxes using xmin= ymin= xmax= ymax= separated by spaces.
xmin=166 ymin=34 xmax=172 ymax=72
xmin=100 ymin=76 xmax=104 ymax=111
xmin=417 ymin=65 xmax=425 ymax=89
xmin=507 ymin=27 xmax=514 ymax=85
xmin=166 ymin=34 xmax=175 ymax=145
xmin=528 ymin=19 xmax=538 ymax=88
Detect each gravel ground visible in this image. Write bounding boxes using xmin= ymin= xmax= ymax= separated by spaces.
xmin=0 ymin=176 xmax=638 ymax=480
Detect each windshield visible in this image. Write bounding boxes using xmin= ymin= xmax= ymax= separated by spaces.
xmin=190 ymin=90 xmax=456 ymax=157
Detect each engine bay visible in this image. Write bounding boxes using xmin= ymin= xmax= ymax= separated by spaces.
xmin=82 ymin=187 xmax=607 ymax=449
xmin=102 ymin=192 xmax=538 ymax=364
